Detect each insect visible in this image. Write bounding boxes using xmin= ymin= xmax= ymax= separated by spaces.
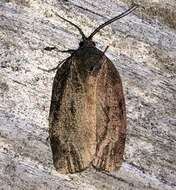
xmin=47 ymin=4 xmax=138 ymax=174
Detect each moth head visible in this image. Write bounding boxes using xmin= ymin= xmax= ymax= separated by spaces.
xmin=79 ymin=39 xmax=96 ymax=48
xmin=57 ymin=4 xmax=138 ymax=46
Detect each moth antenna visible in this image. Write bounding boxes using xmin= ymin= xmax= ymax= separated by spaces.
xmin=88 ymin=4 xmax=138 ymax=39
xmin=55 ymin=13 xmax=86 ymax=40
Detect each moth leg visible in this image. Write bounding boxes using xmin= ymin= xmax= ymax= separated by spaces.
xmin=44 ymin=46 xmax=75 ymax=54
xmin=38 ymin=59 xmax=66 ymax=72
xmin=46 ymin=136 xmax=50 ymax=142
xmin=103 ymin=46 xmax=109 ymax=54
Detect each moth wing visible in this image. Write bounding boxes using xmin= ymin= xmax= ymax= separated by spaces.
xmin=49 ymin=58 xmax=77 ymax=174
xmin=93 ymin=59 xmax=127 ymax=171
xmin=49 ymin=56 xmax=97 ymax=174
xmin=49 ymin=59 xmax=70 ymax=125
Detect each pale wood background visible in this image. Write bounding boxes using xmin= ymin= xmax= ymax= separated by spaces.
xmin=0 ymin=0 xmax=176 ymax=189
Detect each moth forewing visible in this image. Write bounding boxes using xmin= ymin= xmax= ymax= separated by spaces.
xmin=92 ymin=58 xmax=126 ymax=171
xmin=49 ymin=48 xmax=103 ymax=173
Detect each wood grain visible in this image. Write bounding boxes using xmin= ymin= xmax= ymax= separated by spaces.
xmin=0 ymin=0 xmax=175 ymax=189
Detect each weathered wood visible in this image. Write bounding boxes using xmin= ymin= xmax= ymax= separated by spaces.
xmin=0 ymin=0 xmax=176 ymax=189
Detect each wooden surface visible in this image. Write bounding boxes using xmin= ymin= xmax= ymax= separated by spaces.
xmin=0 ymin=0 xmax=176 ymax=189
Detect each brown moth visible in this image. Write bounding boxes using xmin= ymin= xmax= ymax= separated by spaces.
xmin=47 ymin=4 xmax=138 ymax=174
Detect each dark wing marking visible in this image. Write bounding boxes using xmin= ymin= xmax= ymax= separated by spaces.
xmin=49 ymin=57 xmax=74 ymax=174
xmin=49 ymin=58 xmax=71 ymax=126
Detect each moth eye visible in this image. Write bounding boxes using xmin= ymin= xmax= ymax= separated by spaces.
xmin=79 ymin=41 xmax=84 ymax=47
xmin=93 ymin=42 xmax=95 ymax=46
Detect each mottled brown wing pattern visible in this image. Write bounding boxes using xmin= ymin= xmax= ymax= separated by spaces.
xmin=92 ymin=57 xmax=127 ymax=171
xmin=49 ymin=58 xmax=71 ymax=126
xmin=49 ymin=57 xmax=79 ymax=174
xmin=49 ymin=49 xmax=100 ymax=173
xmin=49 ymin=48 xmax=126 ymax=174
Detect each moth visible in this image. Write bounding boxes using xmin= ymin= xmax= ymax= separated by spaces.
xmin=47 ymin=4 xmax=138 ymax=174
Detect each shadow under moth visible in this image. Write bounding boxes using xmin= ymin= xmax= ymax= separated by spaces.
xmin=47 ymin=4 xmax=138 ymax=174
